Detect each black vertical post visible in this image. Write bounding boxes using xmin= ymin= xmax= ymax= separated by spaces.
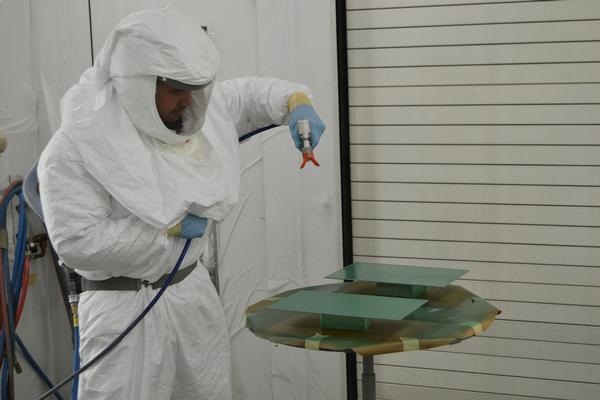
xmin=88 ymin=0 xmax=95 ymax=65
xmin=335 ymin=1 xmax=357 ymax=400
xmin=344 ymin=351 xmax=358 ymax=400
xmin=362 ymin=356 xmax=376 ymax=400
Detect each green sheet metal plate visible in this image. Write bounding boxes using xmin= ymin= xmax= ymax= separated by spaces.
xmin=326 ymin=262 xmax=468 ymax=287
xmin=267 ymin=290 xmax=427 ymax=321
xmin=320 ymin=314 xmax=373 ymax=331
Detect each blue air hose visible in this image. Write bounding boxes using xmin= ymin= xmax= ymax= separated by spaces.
xmin=15 ymin=337 xmax=65 ymax=400
xmin=70 ymin=326 xmax=79 ymax=400
xmin=0 ymin=367 xmax=7 ymax=400
xmin=11 ymin=193 xmax=27 ymax=311
xmin=238 ymin=124 xmax=278 ymax=142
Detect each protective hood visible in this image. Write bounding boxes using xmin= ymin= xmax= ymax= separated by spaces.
xmin=112 ymin=76 xmax=213 ymax=144
xmin=88 ymin=8 xmax=219 ymax=95
xmin=84 ymin=7 xmax=219 ymax=145
xmin=57 ymin=8 xmax=240 ymax=228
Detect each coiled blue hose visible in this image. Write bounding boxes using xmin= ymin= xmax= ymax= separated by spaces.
xmin=1 ymin=183 xmax=64 ymax=400
xmin=15 ymin=337 xmax=65 ymax=400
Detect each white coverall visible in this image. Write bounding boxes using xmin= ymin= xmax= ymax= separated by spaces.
xmin=38 ymin=9 xmax=311 ymax=400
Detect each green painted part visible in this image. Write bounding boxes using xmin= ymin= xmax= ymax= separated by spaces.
xmin=326 ymin=262 xmax=468 ymax=287
xmin=321 ymin=314 xmax=372 ymax=331
xmin=246 ymin=282 xmax=501 ymax=356
xmin=267 ymin=290 xmax=426 ymax=321
xmin=377 ymin=283 xmax=425 ymax=298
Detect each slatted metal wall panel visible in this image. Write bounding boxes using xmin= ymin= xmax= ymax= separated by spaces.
xmin=346 ymin=0 xmax=600 ymax=398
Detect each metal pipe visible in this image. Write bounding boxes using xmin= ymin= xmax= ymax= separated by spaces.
xmin=362 ymin=356 xmax=376 ymax=400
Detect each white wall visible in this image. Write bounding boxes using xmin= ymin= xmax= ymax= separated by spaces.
xmin=346 ymin=0 xmax=600 ymax=398
xmin=1 ymin=0 xmax=344 ymax=399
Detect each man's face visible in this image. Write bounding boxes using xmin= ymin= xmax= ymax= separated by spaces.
xmin=155 ymin=81 xmax=193 ymax=131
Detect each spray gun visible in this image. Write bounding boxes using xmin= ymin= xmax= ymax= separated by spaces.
xmin=297 ymin=119 xmax=320 ymax=169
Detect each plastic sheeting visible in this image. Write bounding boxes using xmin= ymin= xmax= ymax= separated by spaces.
xmin=1 ymin=0 xmax=86 ymax=397
xmin=0 ymin=0 xmax=38 ymax=178
xmin=215 ymin=1 xmax=344 ymax=398
xmin=219 ymin=129 xmax=343 ymax=400
xmin=0 ymin=84 xmax=38 ymax=136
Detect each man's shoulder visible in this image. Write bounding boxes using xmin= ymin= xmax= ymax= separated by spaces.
xmin=40 ymin=129 xmax=82 ymax=167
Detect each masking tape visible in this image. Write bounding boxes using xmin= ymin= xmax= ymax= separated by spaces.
xmin=288 ymin=92 xmax=312 ymax=111
xmin=71 ymin=304 xmax=79 ymax=327
xmin=399 ymin=337 xmax=420 ymax=351
xmin=0 ymin=135 xmax=6 ymax=153
xmin=28 ymin=272 xmax=38 ymax=287
xmin=0 ymin=229 xmax=7 ymax=249
xmin=460 ymin=321 xmax=483 ymax=335
xmin=305 ymin=333 xmax=328 ymax=350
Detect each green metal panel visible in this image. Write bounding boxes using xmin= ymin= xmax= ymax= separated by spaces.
xmin=267 ymin=290 xmax=427 ymax=321
xmin=376 ymin=283 xmax=425 ymax=298
xmin=326 ymin=262 xmax=468 ymax=287
xmin=320 ymin=314 xmax=372 ymax=331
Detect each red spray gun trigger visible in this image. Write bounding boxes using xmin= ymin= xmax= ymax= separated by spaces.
xmin=300 ymin=150 xmax=320 ymax=169
xmin=297 ymin=119 xmax=320 ymax=169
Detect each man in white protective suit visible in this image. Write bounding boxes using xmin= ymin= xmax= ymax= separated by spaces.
xmin=37 ymin=8 xmax=325 ymax=400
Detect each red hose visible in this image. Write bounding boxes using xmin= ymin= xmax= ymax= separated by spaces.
xmin=1 ymin=180 xmax=22 ymax=199
xmin=0 ymin=179 xmax=24 ymax=399
xmin=0 ymin=247 xmax=15 ymax=398
xmin=15 ymin=257 xmax=30 ymax=326
xmin=0 ymin=254 xmax=4 ymax=366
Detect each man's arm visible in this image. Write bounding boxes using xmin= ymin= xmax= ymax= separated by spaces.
xmin=216 ymin=76 xmax=312 ymax=136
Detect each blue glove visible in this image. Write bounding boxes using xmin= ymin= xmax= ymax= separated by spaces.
xmin=167 ymin=214 xmax=208 ymax=239
xmin=288 ymin=104 xmax=326 ymax=151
